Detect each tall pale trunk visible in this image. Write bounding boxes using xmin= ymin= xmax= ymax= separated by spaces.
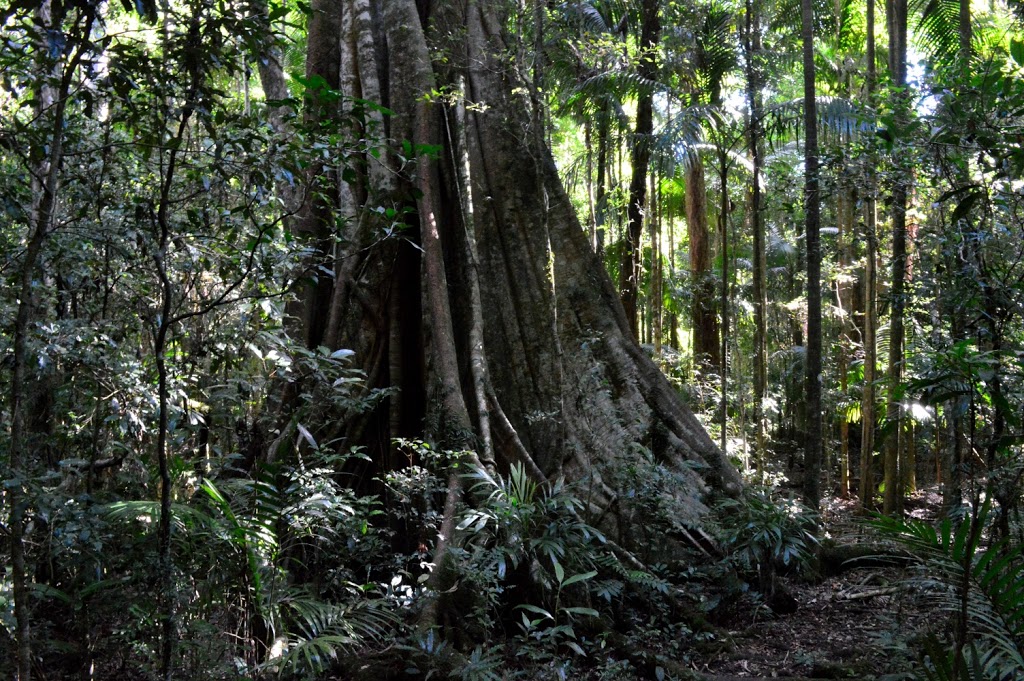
xmin=652 ymin=169 xmax=664 ymax=354
xmin=744 ymin=0 xmax=768 ymax=480
xmin=837 ymin=187 xmax=856 ymax=497
xmin=718 ymin=149 xmax=731 ymax=454
xmin=860 ymin=0 xmax=879 ymax=509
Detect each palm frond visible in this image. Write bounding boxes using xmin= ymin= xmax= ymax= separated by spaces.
xmin=694 ymin=2 xmax=739 ymax=95
xmin=566 ymin=70 xmax=664 ymax=109
xmin=654 ymin=104 xmax=711 ymax=173
xmin=272 ymin=587 xmax=399 ymax=676
xmin=557 ymin=1 xmax=616 ymax=35
xmin=910 ymin=0 xmax=965 ymax=71
xmin=871 ymin=502 xmax=1024 ymax=678
xmin=762 ymin=96 xmax=871 ymax=148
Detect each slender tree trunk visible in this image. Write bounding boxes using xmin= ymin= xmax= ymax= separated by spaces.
xmin=620 ymin=0 xmax=660 ymax=338
xmin=719 ymin=150 xmax=730 ymax=455
xmin=860 ymin=0 xmax=879 ymax=510
xmin=802 ymin=0 xmax=823 ymax=509
xmin=9 ymin=7 xmax=96 ymax=676
xmin=668 ymin=180 xmax=679 ymax=349
xmin=860 ymin=213 xmax=877 ymax=507
xmin=586 ymin=119 xmax=596 ymax=249
xmin=596 ymin=104 xmax=610 ymax=254
xmin=883 ymin=0 xmax=909 ymax=516
xmin=959 ymin=0 xmax=972 ymax=66
xmin=153 ymin=15 xmax=206 ymax=671
xmin=942 ymin=210 xmax=966 ymax=512
xmin=653 ymin=168 xmax=664 ymax=354
xmin=745 ymin=0 xmax=768 ymax=481
xmin=687 ymin=156 xmax=720 ymax=368
xmin=837 ymin=186 xmax=856 ymax=497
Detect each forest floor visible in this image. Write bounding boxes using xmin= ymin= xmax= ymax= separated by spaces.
xmin=691 ymin=491 xmax=944 ymax=680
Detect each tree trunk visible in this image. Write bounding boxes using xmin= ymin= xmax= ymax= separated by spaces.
xmin=620 ymin=0 xmax=660 ymax=338
xmin=595 ymin=104 xmax=610 ymax=255
xmin=837 ymin=186 xmax=856 ymax=497
xmin=9 ymin=6 xmax=96 ymax=676
xmin=653 ymin=168 xmax=664 ymax=354
xmin=860 ymin=0 xmax=879 ymax=510
xmin=718 ymin=150 xmax=730 ymax=454
xmin=883 ymin=0 xmax=909 ymax=516
xmin=687 ymin=156 xmax=720 ymax=369
xmin=744 ymin=0 xmax=768 ymax=481
xmin=299 ymin=0 xmax=742 ymax=564
xmin=802 ymin=0 xmax=823 ymax=509
xmin=959 ymin=0 xmax=972 ymax=65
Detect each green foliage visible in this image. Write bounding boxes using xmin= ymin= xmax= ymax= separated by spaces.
xmin=718 ymin=488 xmax=819 ymax=593
xmin=459 ymin=463 xmax=605 ymax=582
xmin=872 ymin=499 xmax=1024 ymax=680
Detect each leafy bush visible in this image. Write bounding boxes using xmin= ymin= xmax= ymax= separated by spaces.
xmin=447 ymin=464 xmax=605 ymax=665
xmin=102 ymin=448 xmax=399 ymax=679
xmin=718 ymin=488 xmax=819 ymax=595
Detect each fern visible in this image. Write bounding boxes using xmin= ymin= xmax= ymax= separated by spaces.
xmin=593 ymin=551 xmax=671 ymax=595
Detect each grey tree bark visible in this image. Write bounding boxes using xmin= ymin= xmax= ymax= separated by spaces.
xmin=859 ymin=0 xmax=879 ymax=509
xmin=292 ymin=0 xmax=743 ymax=606
xmin=744 ymin=0 xmax=768 ymax=481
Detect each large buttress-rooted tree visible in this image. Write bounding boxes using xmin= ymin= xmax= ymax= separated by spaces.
xmin=293 ymin=0 xmax=741 ymax=567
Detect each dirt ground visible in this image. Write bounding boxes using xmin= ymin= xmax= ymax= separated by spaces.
xmin=691 ymin=493 xmax=945 ymax=680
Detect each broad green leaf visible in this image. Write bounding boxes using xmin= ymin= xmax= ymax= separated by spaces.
xmin=553 ymin=556 xmax=565 ymax=584
xmin=562 ymin=607 xmax=599 ymax=617
xmin=562 ymin=570 xmax=598 ymax=587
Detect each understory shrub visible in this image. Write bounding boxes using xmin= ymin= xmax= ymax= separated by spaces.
xmin=716 ymin=488 xmax=819 ymax=602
